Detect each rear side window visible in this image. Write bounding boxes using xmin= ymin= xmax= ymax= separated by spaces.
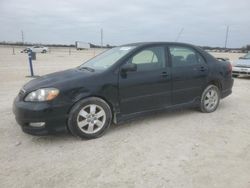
xmin=130 ymin=46 xmax=166 ymax=72
xmin=169 ymin=46 xmax=205 ymax=67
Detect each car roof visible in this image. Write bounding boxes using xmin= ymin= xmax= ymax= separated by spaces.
xmin=120 ymin=42 xmax=216 ymax=62
xmin=121 ymin=42 xmax=197 ymax=48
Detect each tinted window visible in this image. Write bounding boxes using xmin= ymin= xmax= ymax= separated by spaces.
xmin=130 ymin=46 xmax=165 ymax=72
xmin=169 ymin=46 xmax=205 ymax=67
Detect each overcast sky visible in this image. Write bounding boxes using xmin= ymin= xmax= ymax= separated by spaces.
xmin=0 ymin=0 xmax=250 ymax=47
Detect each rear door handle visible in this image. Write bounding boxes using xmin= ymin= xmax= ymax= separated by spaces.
xmin=161 ymin=72 xmax=168 ymax=77
xmin=194 ymin=66 xmax=207 ymax=71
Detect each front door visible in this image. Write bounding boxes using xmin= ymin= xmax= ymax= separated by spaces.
xmin=119 ymin=45 xmax=171 ymax=114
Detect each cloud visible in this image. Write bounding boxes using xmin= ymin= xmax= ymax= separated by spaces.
xmin=0 ymin=0 xmax=249 ymax=47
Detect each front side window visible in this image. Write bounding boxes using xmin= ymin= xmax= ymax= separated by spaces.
xmin=169 ymin=46 xmax=205 ymax=67
xmin=130 ymin=46 xmax=166 ymax=72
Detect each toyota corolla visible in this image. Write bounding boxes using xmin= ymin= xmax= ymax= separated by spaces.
xmin=13 ymin=42 xmax=234 ymax=139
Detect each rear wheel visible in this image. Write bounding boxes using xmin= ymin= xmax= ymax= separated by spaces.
xmin=200 ymin=85 xmax=220 ymax=113
xmin=232 ymin=75 xmax=238 ymax=78
xmin=68 ymin=97 xmax=112 ymax=139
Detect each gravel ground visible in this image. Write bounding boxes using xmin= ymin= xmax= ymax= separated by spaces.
xmin=0 ymin=46 xmax=250 ymax=188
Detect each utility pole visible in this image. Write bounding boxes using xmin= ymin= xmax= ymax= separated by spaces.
xmin=175 ymin=28 xmax=184 ymax=42
xmin=100 ymin=28 xmax=103 ymax=48
xmin=21 ymin=30 xmax=24 ymax=45
xmin=224 ymin=26 xmax=229 ymax=49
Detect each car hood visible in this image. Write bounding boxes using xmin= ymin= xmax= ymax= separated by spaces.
xmin=23 ymin=68 xmax=95 ymax=91
xmin=234 ymin=59 xmax=250 ymax=68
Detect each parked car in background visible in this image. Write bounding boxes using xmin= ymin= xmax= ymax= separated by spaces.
xmin=30 ymin=46 xmax=48 ymax=53
xmin=20 ymin=46 xmax=48 ymax=53
xmin=13 ymin=42 xmax=233 ymax=139
xmin=232 ymin=53 xmax=250 ymax=77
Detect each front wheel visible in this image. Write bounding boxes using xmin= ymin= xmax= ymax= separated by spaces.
xmin=68 ymin=97 xmax=112 ymax=139
xmin=200 ymin=85 xmax=220 ymax=113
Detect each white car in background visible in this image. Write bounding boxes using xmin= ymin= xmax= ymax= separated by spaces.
xmin=232 ymin=53 xmax=250 ymax=77
xmin=21 ymin=46 xmax=49 ymax=53
xmin=30 ymin=46 xmax=48 ymax=53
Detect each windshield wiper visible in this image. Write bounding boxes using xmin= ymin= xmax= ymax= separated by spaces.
xmin=78 ymin=66 xmax=95 ymax=72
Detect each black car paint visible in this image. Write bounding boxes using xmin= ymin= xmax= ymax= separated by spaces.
xmin=13 ymin=42 xmax=233 ymax=135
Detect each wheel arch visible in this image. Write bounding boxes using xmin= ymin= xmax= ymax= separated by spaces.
xmin=67 ymin=95 xmax=114 ymax=139
xmin=206 ymin=79 xmax=222 ymax=97
xmin=207 ymin=79 xmax=222 ymax=91
xmin=68 ymin=95 xmax=115 ymax=121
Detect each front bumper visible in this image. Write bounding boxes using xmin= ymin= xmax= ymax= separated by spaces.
xmin=13 ymin=97 xmax=71 ymax=135
xmin=232 ymin=66 xmax=250 ymax=76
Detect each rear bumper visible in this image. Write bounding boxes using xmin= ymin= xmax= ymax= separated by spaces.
xmin=221 ymin=88 xmax=232 ymax=99
xmin=221 ymin=77 xmax=234 ymax=99
xmin=13 ymin=97 xmax=71 ymax=135
xmin=232 ymin=66 xmax=250 ymax=76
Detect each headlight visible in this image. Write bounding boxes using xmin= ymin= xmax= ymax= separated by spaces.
xmin=25 ymin=88 xmax=59 ymax=102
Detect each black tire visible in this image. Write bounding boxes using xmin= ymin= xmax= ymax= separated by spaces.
xmin=42 ymin=50 xmax=47 ymax=53
xmin=68 ymin=97 xmax=112 ymax=139
xmin=200 ymin=85 xmax=220 ymax=113
xmin=232 ymin=75 xmax=238 ymax=78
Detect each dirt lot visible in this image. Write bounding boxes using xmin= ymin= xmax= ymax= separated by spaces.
xmin=0 ymin=46 xmax=250 ymax=188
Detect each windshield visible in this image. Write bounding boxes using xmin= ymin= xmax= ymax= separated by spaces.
xmin=242 ymin=53 xmax=250 ymax=59
xmin=79 ymin=46 xmax=135 ymax=70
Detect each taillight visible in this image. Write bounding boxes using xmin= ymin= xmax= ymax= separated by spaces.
xmin=228 ymin=63 xmax=232 ymax=73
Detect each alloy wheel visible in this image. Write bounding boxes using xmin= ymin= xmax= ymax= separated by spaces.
xmin=77 ymin=104 xmax=106 ymax=134
xmin=204 ymin=88 xmax=219 ymax=111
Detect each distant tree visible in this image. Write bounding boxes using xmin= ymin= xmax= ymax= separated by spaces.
xmin=0 ymin=41 xmax=114 ymax=48
xmin=246 ymin=45 xmax=250 ymax=51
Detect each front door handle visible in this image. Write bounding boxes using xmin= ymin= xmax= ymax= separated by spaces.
xmin=199 ymin=66 xmax=207 ymax=71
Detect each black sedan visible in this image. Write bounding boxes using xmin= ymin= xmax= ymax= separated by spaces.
xmin=13 ymin=42 xmax=234 ymax=139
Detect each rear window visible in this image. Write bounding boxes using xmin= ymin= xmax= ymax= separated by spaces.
xmin=169 ymin=46 xmax=206 ymax=67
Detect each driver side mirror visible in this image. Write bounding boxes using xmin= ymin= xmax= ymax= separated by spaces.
xmin=121 ymin=63 xmax=137 ymax=72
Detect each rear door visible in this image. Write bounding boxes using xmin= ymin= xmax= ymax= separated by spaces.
xmin=119 ymin=45 xmax=171 ymax=114
xmin=168 ymin=45 xmax=208 ymax=105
